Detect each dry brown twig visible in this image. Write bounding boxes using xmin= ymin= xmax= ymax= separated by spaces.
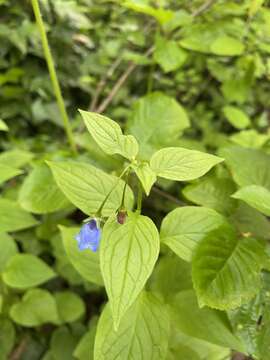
xmin=191 ymin=0 xmax=217 ymax=17
xmin=9 ymin=336 xmax=29 ymax=360
xmin=89 ymin=56 xmax=123 ymax=111
xmin=96 ymin=46 xmax=154 ymax=114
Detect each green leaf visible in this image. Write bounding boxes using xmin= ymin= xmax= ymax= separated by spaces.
xmin=0 ymin=118 xmax=8 ymax=131
xmin=0 ymin=149 xmax=34 ymax=168
xmin=223 ymin=106 xmax=250 ymax=129
xmin=220 ymin=146 xmax=270 ymax=189
xmin=249 ymin=0 xmax=265 ymax=17
xmin=47 ymin=161 xmax=133 ymax=217
xmin=100 ymin=212 xmax=160 ymax=329
xmin=230 ymin=129 xmax=269 ymax=149
xmin=232 ymin=185 xmax=270 ymax=216
xmin=73 ymin=321 xmax=97 ymax=360
xmin=3 ymin=254 xmax=56 ymax=289
xmin=169 ymin=290 xmax=244 ymax=351
xmin=150 ymin=147 xmax=223 ymax=181
xmin=231 ymin=203 xmax=270 ymax=240
xmin=210 ymin=36 xmax=244 ymax=56
xmin=0 ymin=318 xmax=15 ymax=358
xmin=154 ymin=36 xmax=187 ymax=72
xmin=79 ymin=110 xmax=138 ymax=160
xmin=94 ymin=292 xmax=170 ymax=360
xmin=160 ymin=206 xmax=226 ymax=262
xmin=182 ymin=176 xmax=237 ymax=215
xmin=122 ymin=1 xmax=173 ymax=25
xmin=19 ymin=163 xmax=70 ymax=214
xmin=55 ymin=291 xmax=85 ymax=324
xmin=0 ymin=164 xmax=22 ymax=185
xmin=0 ymin=233 xmax=18 ymax=272
xmin=59 ymin=226 xmax=103 ymax=285
xmin=50 ymin=326 xmax=79 ymax=360
xmin=149 ymin=253 xmax=192 ymax=301
xmin=192 ymin=225 xmax=265 ymax=310
xmin=10 ymin=288 xmax=59 ymax=327
xmin=127 ymin=92 xmax=189 ymax=159
xmin=0 ymin=198 xmax=38 ymax=233
xmin=131 ymin=161 xmax=156 ymax=195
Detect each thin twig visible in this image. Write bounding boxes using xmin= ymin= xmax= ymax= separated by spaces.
xmin=152 ymin=186 xmax=186 ymax=206
xmin=9 ymin=337 xmax=29 ymax=360
xmin=191 ymin=0 xmax=217 ymax=17
xmin=96 ymin=46 xmax=154 ymax=114
xmin=89 ymin=56 xmax=123 ymax=111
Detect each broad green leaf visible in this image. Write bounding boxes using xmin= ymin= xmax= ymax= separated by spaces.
xmin=183 ymin=176 xmax=237 ymax=215
xmin=223 ymin=106 xmax=250 ymax=129
xmin=154 ymin=37 xmax=187 ymax=72
xmin=0 ymin=318 xmax=15 ymax=358
xmin=94 ymin=292 xmax=170 ymax=360
xmin=210 ymin=36 xmax=244 ymax=56
xmin=10 ymin=289 xmax=59 ymax=327
xmin=73 ymin=319 xmax=97 ymax=360
xmin=169 ymin=290 xmax=244 ymax=351
xmin=230 ymin=129 xmax=269 ymax=148
xmin=192 ymin=225 xmax=265 ymax=310
xmin=0 ymin=198 xmax=38 ymax=233
xmin=228 ymin=279 xmax=270 ymax=357
xmin=150 ymin=147 xmax=223 ymax=181
xmin=231 ymin=203 xmax=270 ymax=240
xmin=122 ymin=1 xmax=173 ymax=25
xmin=160 ymin=206 xmax=226 ymax=262
xmin=55 ymin=291 xmax=85 ymax=323
xmin=3 ymin=254 xmax=56 ymax=289
xmin=179 ymin=24 xmax=218 ymax=53
xmin=59 ymin=226 xmax=103 ymax=285
xmin=220 ymin=146 xmax=270 ymax=189
xmin=232 ymin=185 xmax=270 ymax=216
xmin=50 ymin=326 xmax=79 ymax=360
xmin=127 ymin=92 xmax=189 ymax=159
xmin=0 ymin=164 xmax=22 ymax=184
xmin=0 ymin=149 xmax=34 ymax=168
xmin=80 ymin=110 xmax=139 ymax=160
xmin=150 ymin=253 xmax=192 ymax=300
xmin=0 ymin=119 xmax=8 ymax=131
xmin=131 ymin=161 xmax=156 ymax=195
xmin=47 ymin=161 xmax=133 ymax=217
xmin=100 ymin=212 xmax=160 ymax=329
xmin=19 ymin=163 xmax=70 ymax=214
xmin=0 ymin=233 xmax=18 ymax=272
xmin=167 ymin=323 xmax=231 ymax=360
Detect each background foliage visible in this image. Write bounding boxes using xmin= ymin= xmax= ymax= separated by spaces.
xmin=1 ymin=0 xmax=270 ymax=359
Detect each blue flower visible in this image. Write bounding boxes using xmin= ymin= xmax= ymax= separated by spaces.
xmin=75 ymin=219 xmax=101 ymax=252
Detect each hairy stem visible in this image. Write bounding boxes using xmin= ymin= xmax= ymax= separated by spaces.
xmin=31 ymin=0 xmax=77 ymax=154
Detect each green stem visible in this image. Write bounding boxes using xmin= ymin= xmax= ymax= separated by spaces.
xmin=31 ymin=0 xmax=77 ymax=154
xmin=96 ymin=165 xmax=130 ymax=216
xmin=136 ymin=182 xmax=143 ymax=213
xmin=120 ymin=168 xmax=130 ymax=209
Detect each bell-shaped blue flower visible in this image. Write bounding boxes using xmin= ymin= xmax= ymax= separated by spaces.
xmin=75 ymin=219 xmax=101 ymax=252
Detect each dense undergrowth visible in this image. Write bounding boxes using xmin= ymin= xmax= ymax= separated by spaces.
xmin=1 ymin=1 xmax=270 ymax=359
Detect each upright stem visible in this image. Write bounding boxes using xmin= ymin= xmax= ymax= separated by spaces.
xmin=136 ymin=182 xmax=143 ymax=214
xmin=31 ymin=0 xmax=77 ymax=154
xmin=96 ymin=165 xmax=130 ymax=216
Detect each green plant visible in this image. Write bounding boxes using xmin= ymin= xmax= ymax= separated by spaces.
xmin=1 ymin=1 xmax=270 ymax=359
